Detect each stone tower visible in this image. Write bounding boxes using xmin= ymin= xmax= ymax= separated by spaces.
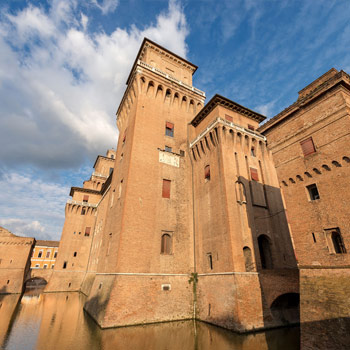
xmin=84 ymin=39 xmax=206 ymax=327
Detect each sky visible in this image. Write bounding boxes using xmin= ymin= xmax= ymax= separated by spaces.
xmin=0 ymin=0 xmax=349 ymax=240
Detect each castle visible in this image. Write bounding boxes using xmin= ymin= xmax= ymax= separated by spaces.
xmin=2 ymin=39 xmax=350 ymax=334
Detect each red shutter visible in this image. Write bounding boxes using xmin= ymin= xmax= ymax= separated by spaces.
xmin=83 ymin=195 xmax=89 ymax=202
xmin=225 ymin=114 xmax=233 ymax=122
xmin=204 ymin=165 xmax=210 ymax=179
xmin=250 ymin=168 xmax=259 ymax=181
xmin=300 ymin=137 xmax=315 ymax=156
xmin=85 ymin=227 xmax=91 ymax=235
xmin=248 ymin=124 xmax=255 ymax=131
xmin=162 ymin=179 xmax=171 ymax=198
xmin=166 ymin=122 xmax=174 ymax=130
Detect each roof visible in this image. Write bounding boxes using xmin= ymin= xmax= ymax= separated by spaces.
xmin=69 ymin=187 xmax=100 ymax=197
xmin=190 ymin=94 xmax=266 ymax=127
xmin=126 ymin=37 xmax=198 ymax=86
xmin=93 ymin=155 xmax=114 ymax=169
xmin=35 ymin=240 xmax=60 ymax=247
xmin=259 ymin=69 xmax=350 ymax=133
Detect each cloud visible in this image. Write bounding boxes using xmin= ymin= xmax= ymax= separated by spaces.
xmin=254 ymin=100 xmax=276 ymax=118
xmin=0 ymin=169 xmax=70 ymax=240
xmin=0 ymin=0 xmax=188 ymax=171
xmin=91 ymin=0 xmax=119 ymax=15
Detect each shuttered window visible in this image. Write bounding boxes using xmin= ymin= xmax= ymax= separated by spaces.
xmin=250 ymin=167 xmax=259 ymax=181
xmin=162 ymin=179 xmax=171 ymax=198
xmin=83 ymin=195 xmax=89 ymax=202
xmin=161 ymin=234 xmax=172 ymax=254
xmin=248 ymin=124 xmax=255 ymax=131
xmin=204 ymin=165 xmax=210 ymax=180
xmin=165 ymin=122 xmax=174 ymax=137
xmin=300 ymin=137 xmax=316 ymax=156
xmin=85 ymin=227 xmax=91 ymax=237
xmin=225 ymin=114 xmax=233 ymax=122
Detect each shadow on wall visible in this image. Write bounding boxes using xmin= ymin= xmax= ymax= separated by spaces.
xmin=238 ymin=177 xmax=300 ymax=331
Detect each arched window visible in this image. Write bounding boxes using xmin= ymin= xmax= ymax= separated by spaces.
xmin=258 ymin=235 xmax=273 ymax=269
xmin=243 ymin=247 xmax=253 ymax=272
xmin=161 ymin=233 xmax=172 ymax=254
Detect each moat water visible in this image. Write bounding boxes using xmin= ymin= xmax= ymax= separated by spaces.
xmin=0 ymin=288 xmax=348 ymax=350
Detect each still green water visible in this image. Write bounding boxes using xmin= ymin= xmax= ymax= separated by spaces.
xmin=0 ymin=289 xmax=300 ymax=350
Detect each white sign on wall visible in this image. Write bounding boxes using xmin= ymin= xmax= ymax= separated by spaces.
xmin=159 ymin=150 xmax=180 ymax=167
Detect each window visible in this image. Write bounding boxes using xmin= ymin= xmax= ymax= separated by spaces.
xmin=118 ymin=180 xmax=123 ymax=199
xmin=258 ymin=235 xmax=273 ymax=269
xmin=307 ymin=184 xmax=320 ymax=200
xmin=51 ymin=265 xmax=54 ymax=269
xmin=162 ymin=179 xmax=171 ymax=198
xmin=300 ymin=137 xmax=316 ymax=156
xmin=165 ymin=122 xmax=174 ymax=137
xmin=38 ymin=251 xmax=43 ymax=258
xmin=63 ymin=261 xmax=67 ymax=269
xmin=83 ymin=195 xmax=89 ymax=203
xmin=81 ymin=207 xmax=86 ymax=215
xmin=325 ymin=228 xmax=346 ymax=254
xmin=204 ymin=165 xmax=210 ymax=181
xmin=248 ymin=124 xmax=255 ymax=131
xmin=122 ymin=130 xmax=127 ymax=144
xmin=46 ymin=251 xmax=51 ymax=258
xmin=85 ymin=227 xmax=91 ymax=237
xmin=35 ymin=264 xmax=39 ymax=268
xmin=165 ymin=146 xmax=172 ymax=152
xmin=225 ymin=114 xmax=233 ymax=122
xmin=207 ymin=253 xmax=213 ymax=270
xmin=43 ymin=264 xmax=48 ymax=269
xmin=161 ymin=233 xmax=172 ymax=254
xmin=251 ymin=147 xmax=256 ymax=157
xmin=250 ymin=167 xmax=259 ymax=181
xmin=54 ymin=252 xmax=58 ymax=258
xmin=73 ymin=252 xmax=77 ymax=257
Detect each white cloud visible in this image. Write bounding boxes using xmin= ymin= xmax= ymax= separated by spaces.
xmin=0 ymin=0 xmax=188 ymax=170
xmin=0 ymin=170 xmax=70 ymax=240
xmin=254 ymin=100 xmax=276 ymax=117
xmin=91 ymin=0 xmax=119 ymax=15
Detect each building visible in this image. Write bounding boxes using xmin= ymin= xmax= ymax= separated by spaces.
xmin=46 ymin=38 xmax=300 ymax=332
xmin=0 ymin=226 xmax=34 ymax=294
xmin=31 ymin=240 xmax=59 ymax=270
xmin=259 ymin=68 xmax=350 ymax=339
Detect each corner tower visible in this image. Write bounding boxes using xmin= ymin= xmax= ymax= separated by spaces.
xmin=84 ymin=39 xmax=205 ymax=327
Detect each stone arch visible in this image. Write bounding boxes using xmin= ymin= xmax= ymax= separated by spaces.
xmin=304 ymin=171 xmax=312 ymax=178
xmin=156 ymin=85 xmax=164 ymax=98
xmin=296 ymin=175 xmax=303 ymax=181
xmin=189 ymin=99 xmax=195 ymax=113
xmin=258 ymin=234 xmax=273 ymax=269
xmin=173 ymin=92 xmax=180 ymax=106
xmin=332 ymin=160 xmax=341 ymax=167
xmin=342 ymin=156 xmax=350 ymax=163
xmin=147 ymin=81 xmax=154 ymax=96
xmin=165 ymin=88 xmax=172 ymax=101
xmin=181 ymin=96 xmax=187 ymax=110
xmin=24 ymin=277 xmax=48 ymax=289
xmin=270 ymin=293 xmax=300 ymax=325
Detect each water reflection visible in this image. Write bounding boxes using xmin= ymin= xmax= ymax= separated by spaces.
xmin=0 ymin=289 xmax=301 ymax=350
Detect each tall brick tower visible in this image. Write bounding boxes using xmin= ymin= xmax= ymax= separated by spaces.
xmin=46 ymin=150 xmax=115 ymax=292
xmin=84 ymin=39 xmax=206 ymax=327
xmin=188 ymin=95 xmax=299 ymax=331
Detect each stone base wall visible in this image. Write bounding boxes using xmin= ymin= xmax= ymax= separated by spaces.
xmin=45 ymin=271 xmax=86 ymax=292
xmin=300 ymin=267 xmax=350 ymax=323
xmin=196 ymin=269 xmax=299 ymax=332
xmin=84 ymin=274 xmax=193 ymax=328
xmin=0 ymin=269 xmax=27 ymax=294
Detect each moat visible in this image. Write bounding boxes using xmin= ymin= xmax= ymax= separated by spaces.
xmin=1 ymin=288 xmax=348 ymax=350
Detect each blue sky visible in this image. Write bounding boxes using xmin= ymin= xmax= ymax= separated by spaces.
xmin=0 ymin=0 xmax=349 ymax=240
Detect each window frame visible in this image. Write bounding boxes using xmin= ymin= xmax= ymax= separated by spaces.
xmin=165 ymin=122 xmax=174 ymax=137
xmin=306 ymin=183 xmax=320 ymax=201
xmin=300 ymin=137 xmax=316 ymax=156
xmin=161 ymin=232 xmax=172 ymax=255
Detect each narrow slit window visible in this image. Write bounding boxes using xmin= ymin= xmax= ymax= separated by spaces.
xmin=207 ymin=253 xmax=213 ymax=270
xmin=165 ymin=122 xmax=174 ymax=137
xmin=162 ymin=179 xmax=171 ymax=198
xmin=307 ymin=184 xmax=320 ymax=200
xmin=63 ymin=261 xmax=67 ymax=269
xmin=204 ymin=165 xmax=210 ymax=181
xmin=300 ymin=137 xmax=316 ymax=156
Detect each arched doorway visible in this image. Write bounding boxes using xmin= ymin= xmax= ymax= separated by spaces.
xmin=271 ymin=293 xmax=300 ymax=324
xmin=258 ymin=235 xmax=273 ymax=269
